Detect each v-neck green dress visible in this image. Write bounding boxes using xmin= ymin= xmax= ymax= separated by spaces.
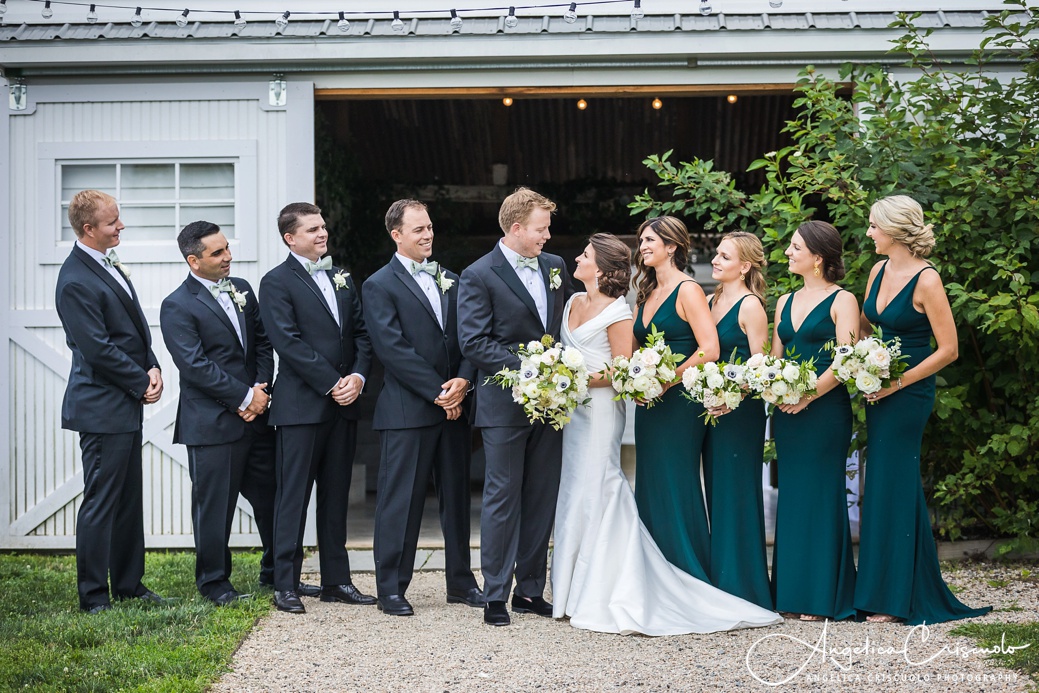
xmin=633 ymin=281 xmax=711 ymax=583
xmin=771 ymin=290 xmax=857 ymax=620
xmin=703 ymin=295 xmax=772 ymax=609
xmin=855 ymin=262 xmax=991 ymax=625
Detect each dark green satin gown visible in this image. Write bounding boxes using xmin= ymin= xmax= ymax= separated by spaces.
xmin=771 ymin=290 xmax=857 ymax=620
xmin=703 ymin=295 xmax=772 ymax=609
xmin=633 ymin=281 xmax=711 ymax=583
xmin=855 ymin=262 xmax=991 ymax=625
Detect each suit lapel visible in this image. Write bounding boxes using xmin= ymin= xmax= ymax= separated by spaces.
xmin=73 ymin=246 xmax=150 ymax=345
xmin=328 ymin=269 xmax=348 ymax=332
xmin=539 ymin=257 xmax=556 ymax=328
xmin=392 ymin=261 xmax=441 ymax=331
xmin=491 ymin=247 xmax=542 ymax=327
xmin=190 ymin=276 xmax=243 ymax=349
xmin=287 ymin=257 xmax=338 ymax=325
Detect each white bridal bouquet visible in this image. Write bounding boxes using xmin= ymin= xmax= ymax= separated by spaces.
xmin=829 ymin=327 xmax=908 ymax=400
xmin=681 ymin=349 xmax=746 ymax=426
xmin=608 ymin=324 xmax=684 ymax=409
xmin=743 ymin=352 xmax=819 ymax=410
xmin=488 ymin=334 xmax=591 ymax=430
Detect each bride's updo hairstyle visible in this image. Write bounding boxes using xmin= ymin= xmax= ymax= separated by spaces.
xmin=634 ymin=216 xmax=692 ymax=306
xmin=796 ymin=220 xmax=846 ymax=283
xmin=715 ymin=231 xmax=767 ymax=305
xmin=588 ymin=233 xmax=632 ymax=300
xmin=870 ymin=195 xmax=936 ymax=258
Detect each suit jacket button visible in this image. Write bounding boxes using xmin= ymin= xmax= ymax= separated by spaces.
xmin=338 ymin=364 xmax=344 ymax=371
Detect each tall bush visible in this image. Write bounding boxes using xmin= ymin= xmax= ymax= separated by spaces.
xmin=630 ymin=3 xmax=1039 ymax=550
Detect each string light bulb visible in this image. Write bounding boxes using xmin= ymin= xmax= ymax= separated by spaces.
xmin=337 ymin=11 xmax=350 ymax=32
xmin=503 ymin=97 xmax=513 ymax=107
xmin=699 ymin=0 xmax=712 ymax=16
xmin=769 ymin=0 xmax=783 ymax=7
xmin=563 ymin=2 xmax=578 ymax=23
xmin=449 ymin=9 xmax=463 ymax=32
xmin=504 ymin=6 xmax=518 ymax=28
xmin=576 ymin=99 xmax=587 ymax=110
xmin=727 ymin=94 xmax=738 ymax=103
xmin=275 ymin=11 xmax=290 ymax=29
xmin=0 ymin=0 xmax=7 ymax=18
xmin=86 ymin=4 xmax=98 ymax=23
xmin=391 ymin=10 xmax=405 ymax=31
xmin=652 ymin=97 xmax=663 ymax=110
xmin=131 ymin=6 xmax=143 ymax=26
xmin=176 ymin=8 xmax=189 ymax=27
xmin=234 ymin=10 xmax=246 ymax=27
xmin=42 ymin=1 xmax=54 ymax=19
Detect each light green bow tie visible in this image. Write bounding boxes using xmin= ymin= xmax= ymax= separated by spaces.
xmin=411 ymin=260 xmax=439 ymax=277
xmin=305 ymin=256 xmax=333 ymax=275
xmin=103 ymin=250 xmax=121 ymax=267
xmin=208 ymin=279 xmax=233 ymax=299
xmin=514 ymin=256 xmax=538 ymax=271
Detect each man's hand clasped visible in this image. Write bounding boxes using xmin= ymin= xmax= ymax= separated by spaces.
xmin=142 ymin=367 xmax=163 ymax=404
xmin=332 ymin=374 xmax=364 ymax=406
xmin=435 ymin=377 xmax=469 ymax=419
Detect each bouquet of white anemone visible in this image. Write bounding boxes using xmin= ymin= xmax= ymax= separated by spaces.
xmin=681 ymin=349 xmax=746 ymax=426
xmin=608 ymin=324 xmax=684 ymax=409
xmin=828 ymin=327 xmax=908 ymax=400
xmin=742 ymin=351 xmax=818 ymax=410
xmin=487 ymin=334 xmax=591 ymax=430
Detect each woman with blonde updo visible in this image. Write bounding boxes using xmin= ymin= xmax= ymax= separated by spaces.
xmin=854 ymin=195 xmax=991 ymax=625
xmin=702 ymin=232 xmax=773 ymax=610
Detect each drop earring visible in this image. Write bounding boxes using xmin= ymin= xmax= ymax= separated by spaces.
xmin=739 ymin=272 xmax=746 ymax=282
xmin=813 ymin=263 xmax=821 ymax=277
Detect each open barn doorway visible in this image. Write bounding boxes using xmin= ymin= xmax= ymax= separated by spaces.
xmin=315 ymin=88 xmax=799 ymax=546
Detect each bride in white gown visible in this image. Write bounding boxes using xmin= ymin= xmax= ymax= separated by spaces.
xmin=551 ymin=233 xmax=781 ymax=636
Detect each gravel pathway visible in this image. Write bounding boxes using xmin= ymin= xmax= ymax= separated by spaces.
xmin=216 ymin=562 xmax=1035 ymax=692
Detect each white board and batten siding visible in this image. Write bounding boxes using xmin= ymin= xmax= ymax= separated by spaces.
xmin=0 ymin=78 xmax=315 ymax=549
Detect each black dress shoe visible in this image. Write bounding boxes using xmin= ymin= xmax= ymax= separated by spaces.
xmin=377 ymin=594 xmax=414 ymax=616
xmin=83 ymin=603 xmax=111 ymax=614
xmin=297 ymin=582 xmax=322 ymax=598
xmin=274 ymin=590 xmax=306 ymax=614
xmin=211 ymin=590 xmax=251 ymax=607
xmin=511 ymin=595 xmax=553 ymax=617
xmin=116 ymin=589 xmax=175 ymax=606
xmin=484 ymin=600 xmax=510 ymax=626
xmin=447 ymin=587 xmax=486 ymax=608
xmin=320 ymin=584 xmax=377 ymax=605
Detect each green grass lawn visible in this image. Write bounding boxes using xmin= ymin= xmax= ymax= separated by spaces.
xmin=950 ymin=621 xmax=1039 ymax=689
xmin=0 ymin=551 xmax=271 ymax=692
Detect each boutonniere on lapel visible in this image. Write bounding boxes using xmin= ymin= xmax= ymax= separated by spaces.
xmin=333 ymin=270 xmax=350 ymax=291
xmin=435 ymin=271 xmax=455 ymax=294
xmin=549 ymin=267 xmax=562 ymax=291
xmin=229 ymin=284 xmax=249 ymax=313
xmin=104 ymin=250 xmax=131 ymax=278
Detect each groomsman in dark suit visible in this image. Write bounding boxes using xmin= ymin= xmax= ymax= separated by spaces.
xmin=457 ymin=187 xmax=574 ymax=626
xmin=363 ymin=200 xmax=482 ymax=617
xmin=55 ymin=190 xmax=166 ymax=613
xmin=259 ymin=202 xmax=375 ymax=614
xmin=160 ymin=220 xmax=277 ymax=606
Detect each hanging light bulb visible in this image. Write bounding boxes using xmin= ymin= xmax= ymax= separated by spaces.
xmin=699 ymin=0 xmax=712 ymax=16
xmin=727 ymin=94 xmax=738 ymax=104
xmin=337 ymin=11 xmax=350 ymax=32
xmin=176 ymin=8 xmax=189 ymax=27
xmin=86 ymin=4 xmax=99 ymax=23
xmin=769 ymin=0 xmax=783 ymax=8
xmin=502 ymin=97 xmax=514 ymax=107
xmin=131 ymin=6 xmax=143 ymax=26
xmin=0 ymin=0 xmax=7 ymax=18
xmin=449 ymin=9 xmax=463 ymax=32
xmin=652 ymin=97 xmax=663 ymax=110
xmin=233 ymin=10 xmax=246 ymax=27
xmin=391 ymin=10 xmax=405 ymax=32
xmin=42 ymin=1 xmax=54 ymax=19
xmin=563 ymin=2 xmax=578 ymax=23
xmin=576 ymin=99 xmax=587 ymax=110
xmin=504 ymin=6 xmax=518 ymax=28
xmin=631 ymin=0 xmax=644 ymax=21
xmin=275 ymin=11 xmax=290 ymax=29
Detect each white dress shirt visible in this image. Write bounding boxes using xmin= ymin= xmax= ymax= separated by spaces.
xmin=498 ymin=241 xmax=548 ymax=329
xmin=396 ymin=253 xmax=444 ymax=329
xmin=76 ymin=240 xmax=132 ymax=297
xmin=191 ymin=273 xmax=253 ymax=412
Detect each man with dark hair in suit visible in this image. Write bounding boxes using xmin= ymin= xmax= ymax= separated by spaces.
xmin=363 ymin=200 xmax=483 ymax=617
xmin=458 ymin=187 xmax=574 ymax=626
xmin=260 ymin=202 xmax=375 ymax=614
xmin=55 ymin=189 xmax=166 ymax=613
xmin=160 ymin=220 xmax=278 ymax=606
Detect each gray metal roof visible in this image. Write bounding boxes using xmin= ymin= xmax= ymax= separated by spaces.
xmin=0 ymin=10 xmax=993 ymax=42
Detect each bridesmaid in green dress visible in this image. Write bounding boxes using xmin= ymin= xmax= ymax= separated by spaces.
xmin=770 ymin=221 xmax=860 ymax=622
xmin=632 ymin=216 xmax=720 ymax=583
xmin=702 ymin=232 xmax=773 ymax=609
xmin=854 ymin=195 xmax=991 ymax=625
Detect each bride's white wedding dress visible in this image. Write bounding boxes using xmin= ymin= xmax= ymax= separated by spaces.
xmin=551 ymin=294 xmax=781 ymax=635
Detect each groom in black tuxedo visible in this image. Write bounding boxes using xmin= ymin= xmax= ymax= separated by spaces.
xmin=259 ymin=202 xmax=375 ymax=614
xmin=55 ymin=190 xmax=166 ymax=613
xmin=159 ymin=221 xmax=276 ymax=606
xmin=363 ymin=200 xmax=482 ymax=616
xmin=458 ymin=187 xmax=573 ymax=626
